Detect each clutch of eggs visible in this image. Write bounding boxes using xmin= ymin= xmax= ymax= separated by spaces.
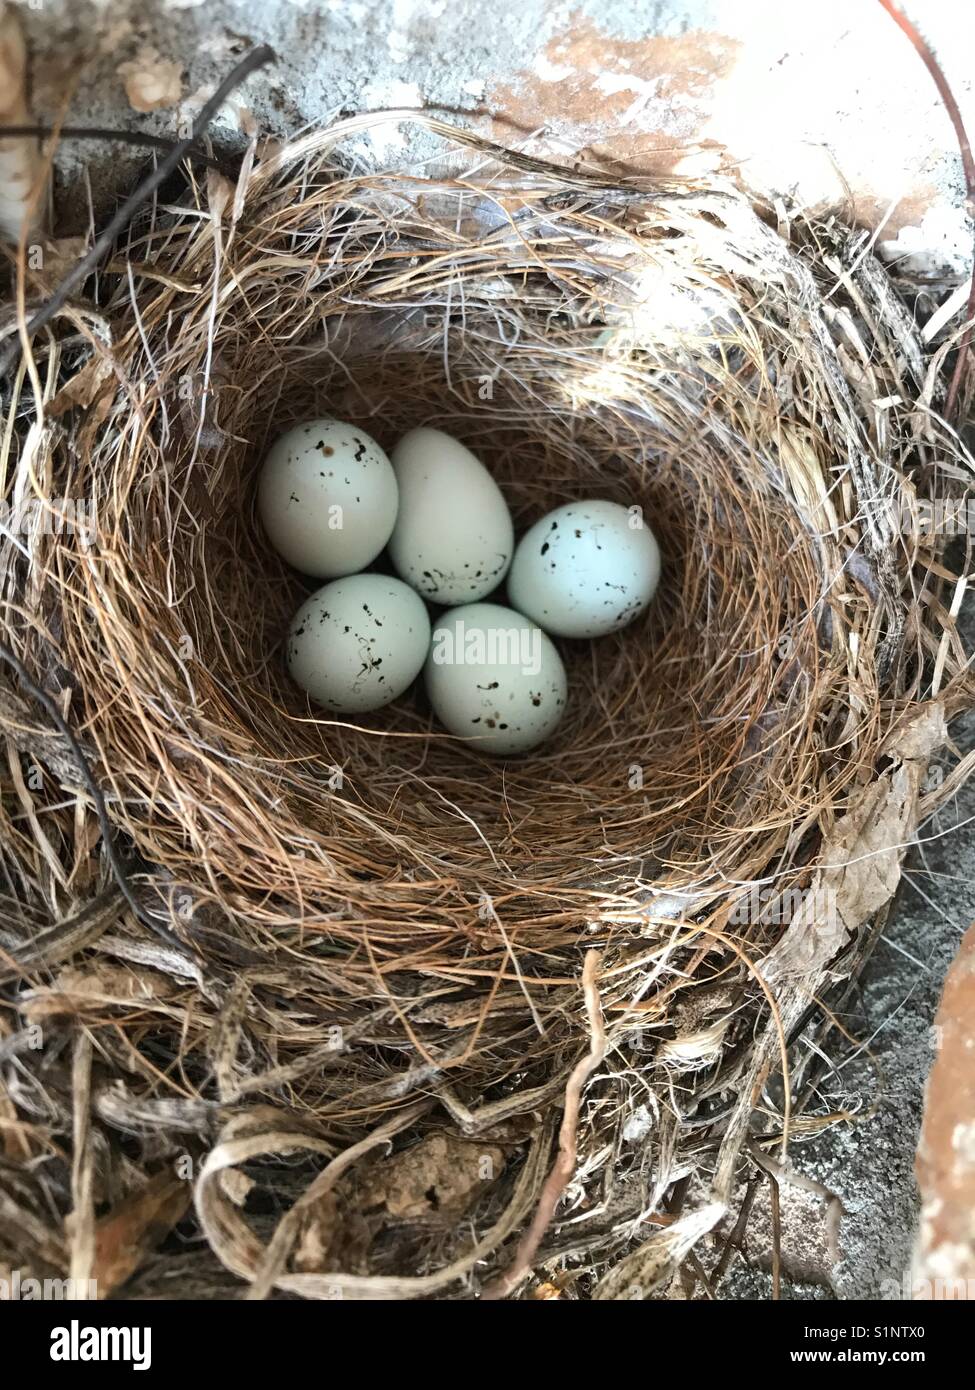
xmin=261 ymin=415 xmax=660 ymax=749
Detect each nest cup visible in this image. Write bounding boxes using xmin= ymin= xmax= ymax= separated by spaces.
xmin=3 ymin=116 xmax=970 ymax=1297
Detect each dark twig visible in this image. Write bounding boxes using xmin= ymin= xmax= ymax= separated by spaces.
xmin=687 ymin=1250 xmax=716 ymax=1300
xmin=0 ymin=637 xmax=184 ymax=951
xmin=878 ymin=0 xmax=975 ymax=422
xmin=0 ymin=124 xmax=234 ymax=174
xmin=748 ymin=1139 xmax=844 ymax=1268
xmin=483 ymin=949 xmax=605 ymax=1298
xmin=768 ymin=1169 xmax=782 ymax=1301
xmin=711 ymin=1174 xmax=760 ymax=1288
xmin=0 ymin=43 xmax=274 ymax=379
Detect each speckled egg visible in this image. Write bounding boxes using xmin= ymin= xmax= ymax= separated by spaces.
xmin=259 ymin=418 xmax=398 ymax=577
xmin=287 ymin=574 xmax=430 ymax=714
xmin=425 ymin=602 xmax=567 ymax=756
xmin=507 ymin=499 xmax=660 ymax=638
xmin=389 ymin=427 xmax=514 ymax=603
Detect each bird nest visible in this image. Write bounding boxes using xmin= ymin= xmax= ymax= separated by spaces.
xmin=1 ymin=116 xmax=972 ymax=1300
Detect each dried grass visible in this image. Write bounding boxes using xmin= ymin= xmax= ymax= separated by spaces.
xmin=0 ymin=114 xmax=972 ymax=1299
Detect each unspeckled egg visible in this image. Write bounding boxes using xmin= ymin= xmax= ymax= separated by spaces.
xmin=259 ymin=418 xmax=398 ymax=577
xmin=287 ymin=574 xmax=430 ymax=714
xmin=425 ymin=602 xmax=567 ymax=756
xmin=389 ymin=427 xmax=513 ymax=603
xmin=507 ymin=499 xmax=660 ymax=638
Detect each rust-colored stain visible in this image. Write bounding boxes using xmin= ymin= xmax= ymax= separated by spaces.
xmin=915 ymin=919 xmax=975 ymax=1294
xmin=481 ymin=13 xmax=941 ymax=238
xmin=854 ymin=186 xmax=943 ymax=244
xmin=487 ymin=16 xmax=739 ymax=176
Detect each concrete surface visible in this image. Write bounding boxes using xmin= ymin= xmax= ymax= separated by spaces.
xmin=20 ymin=0 xmax=975 ymax=274
xmin=9 ymin=0 xmax=975 ymax=1299
xmin=725 ymin=700 xmax=975 ymax=1298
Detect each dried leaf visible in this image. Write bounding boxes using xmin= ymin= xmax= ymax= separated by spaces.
xmin=92 ymin=1170 xmax=191 ymax=1297
xmin=118 ymin=47 xmax=183 ymax=113
xmin=207 ymin=171 xmax=235 ymax=222
xmin=20 ymin=963 xmax=176 ymax=1020
xmin=0 ymin=4 xmax=41 ymax=242
xmin=291 ymin=1188 xmax=338 ymax=1272
xmin=884 ymin=700 xmax=947 ymax=761
xmin=218 ymin=1168 xmax=254 ymax=1209
xmin=761 ymin=702 xmax=946 ymax=984
xmin=48 ymin=354 xmax=114 ymax=416
xmin=595 ymin=1203 xmax=724 ymax=1300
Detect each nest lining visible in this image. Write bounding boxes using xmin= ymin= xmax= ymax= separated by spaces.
xmin=1 ymin=116 xmax=972 ymax=1299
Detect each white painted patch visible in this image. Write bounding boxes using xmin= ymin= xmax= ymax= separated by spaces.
xmin=387 ymin=0 xmax=418 ymax=64
xmin=363 ymin=79 xmax=423 ymax=109
xmin=364 ymin=120 xmax=409 ymax=159
xmin=924 ymin=1242 xmax=975 ymax=1280
xmin=951 ymin=1121 xmax=975 ymax=1164
xmin=592 ymin=70 xmax=670 ymax=129
xmin=534 ymin=55 xmax=574 ymax=82
xmin=880 ymin=204 xmax=973 ymax=277
xmin=180 ymin=86 xmax=242 ymax=133
xmin=593 ymin=71 xmax=655 ymax=98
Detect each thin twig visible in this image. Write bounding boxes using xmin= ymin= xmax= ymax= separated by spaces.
xmin=748 ymin=1140 xmax=844 ymax=1268
xmin=688 ymin=1249 xmax=716 ymax=1300
xmin=711 ymin=1174 xmax=760 ymax=1287
xmin=768 ymin=1169 xmax=782 ymax=1301
xmin=483 ymin=949 xmax=605 ymax=1298
xmin=68 ymin=1031 xmax=95 ymax=1292
xmin=878 ymin=0 xmax=975 ymax=422
xmin=0 ymin=43 xmax=274 ymax=378
xmin=0 ymin=124 xmax=233 ymax=174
